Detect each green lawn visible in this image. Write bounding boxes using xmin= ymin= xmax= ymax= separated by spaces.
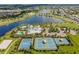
xmin=67 ymin=34 xmax=79 ymax=46
xmin=58 ymin=34 xmax=79 ymax=54
xmin=57 ymin=22 xmax=79 ymax=29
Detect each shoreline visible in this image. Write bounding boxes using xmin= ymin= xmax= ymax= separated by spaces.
xmin=0 ymin=13 xmax=35 ymax=26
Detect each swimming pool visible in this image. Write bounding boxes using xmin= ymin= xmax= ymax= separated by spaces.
xmin=34 ymin=38 xmax=57 ymax=50
xmin=18 ymin=39 xmax=32 ymax=50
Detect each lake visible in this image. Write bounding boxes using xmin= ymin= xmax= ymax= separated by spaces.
xmin=0 ymin=16 xmax=63 ymax=36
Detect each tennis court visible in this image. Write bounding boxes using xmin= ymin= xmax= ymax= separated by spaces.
xmin=18 ymin=38 xmax=32 ymax=50
xmin=34 ymin=38 xmax=57 ymax=50
xmin=0 ymin=40 xmax=12 ymax=49
xmin=54 ymin=38 xmax=69 ymax=45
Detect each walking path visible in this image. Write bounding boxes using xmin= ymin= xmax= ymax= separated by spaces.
xmin=4 ymin=39 xmax=18 ymax=54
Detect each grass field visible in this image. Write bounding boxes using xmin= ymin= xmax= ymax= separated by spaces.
xmin=57 ymin=22 xmax=79 ymax=29
xmin=58 ymin=34 xmax=79 ymax=54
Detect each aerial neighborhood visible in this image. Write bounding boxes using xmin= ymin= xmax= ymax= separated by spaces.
xmin=0 ymin=5 xmax=79 ymax=54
